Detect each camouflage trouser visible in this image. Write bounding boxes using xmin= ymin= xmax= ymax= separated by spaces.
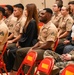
xmin=44 ymin=50 xmax=74 ymax=74
xmin=44 ymin=50 xmax=62 ymax=63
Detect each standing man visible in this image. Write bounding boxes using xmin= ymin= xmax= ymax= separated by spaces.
xmin=0 ymin=6 xmax=8 ymax=52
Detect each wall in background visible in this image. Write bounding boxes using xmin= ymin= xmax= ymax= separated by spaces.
xmin=0 ymin=0 xmax=73 ymax=9
xmin=22 ymin=0 xmax=70 ymax=9
xmin=0 ymin=0 xmax=21 ymax=5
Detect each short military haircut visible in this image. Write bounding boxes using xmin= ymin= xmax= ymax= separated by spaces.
xmin=0 ymin=6 xmax=5 ymax=15
xmin=68 ymin=1 xmax=74 ymax=5
xmin=14 ymin=3 xmax=24 ymax=10
xmin=43 ymin=8 xmax=53 ymax=14
xmin=5 ymin=5 xmax=13 ymax=13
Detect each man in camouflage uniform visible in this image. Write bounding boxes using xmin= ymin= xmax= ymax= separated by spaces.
xmin=44 ymin=50 xmax=74 ymax=75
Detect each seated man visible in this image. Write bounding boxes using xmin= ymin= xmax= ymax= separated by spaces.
xmin=10 ymin=8 xmax=58 ymax=75
xmin=4 ymin=5 xmax=17 ymax=36
xmin=0 ymin=6 xmax=8 ymax=52
xmin=44 ymin=50 xmax=74 ymax=75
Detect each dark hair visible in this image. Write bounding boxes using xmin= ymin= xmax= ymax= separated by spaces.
xmin=14 ymin=3 xmax=24 ymax=10
xmin=57 ymin=2 xmax=63 ymax=11
xmin=24 ymin=3 xmax=38 ymax=31
xmin=56 ymin=0 xmax=63 ymax=5
xmin=43 ymin=8 xmax=53 ymax=14
xmin=5 ymin=5 xmax=13 ymax=13
xmin=0 ymin=6 xmax=5 ymax=15
xmin=68 ymin=1 xmax=74 ymax=5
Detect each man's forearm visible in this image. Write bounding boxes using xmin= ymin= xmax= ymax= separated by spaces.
xmin=38 ymin=41 xmax=53 ymax=50
xmin=59 ymin=31 xmax=69 ymax=39
xmin=8 ymin=33 xmax=14 ymax=40
xmin=12 ymin=34 xmax=22 ymax=43
xmin=32 ymin=42 xmax=39 ymax=49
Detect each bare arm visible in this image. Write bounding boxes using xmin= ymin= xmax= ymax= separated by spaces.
xmin=11 ymin=34 xmax=22 ymax=43
xmin=38 ymin=41 xmax=53 ymax=50
xmin=8 ymin=33 xmax=14 ymax=40
xmin=59 ymin=31 xmax=69 ymax=39
xmin=8 ymin=34 xmax=22 ymax=44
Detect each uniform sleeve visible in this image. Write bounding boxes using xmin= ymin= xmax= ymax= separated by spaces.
xmin=0 ymin=28 xmax=8 ymax=43
xmin=66 ymin=19 xmax=73 ymax=31
xmin=46 ymin=28 xmax=57 ymax=42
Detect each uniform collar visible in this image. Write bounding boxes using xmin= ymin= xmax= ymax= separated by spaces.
xmin=63 ymin=14 xmax=69 ymax=19
xmin=7 ymin=14 xmax=13 ymax=20
xmin=17 ymin=15 xmax=24 ymax=23
xmin=44 ymin=20 xmax=52 ymax=27
xmin=55 ymin=12 xmax=61 ymax=17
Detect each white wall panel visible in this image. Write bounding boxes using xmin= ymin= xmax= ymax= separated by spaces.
xmin=0 ymin=0 xmax=21 ymax=5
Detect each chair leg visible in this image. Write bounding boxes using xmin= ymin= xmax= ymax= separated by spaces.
xmin=34 ymin=70 xmax=37 ymax=75
xmin=0 ymin=69 xmax=3 ymax=75
xmin=21 ymin=70 xmax=24 ymax=75
xmin=17 ymin=69 xmax=24 ymax=75
xmin=3 ymin=64 xmax=8 ymax=75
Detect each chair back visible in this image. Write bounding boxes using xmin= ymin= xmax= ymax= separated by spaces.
xmin=61 ymin=64 xmax=74 ymax=75
xmin=34 ymin=57 xmax=54 ymax=75
xmin=0 ymin=42 xmax=8 ymax=75
xmin=17 ymin=50 xmax=37 ymax=75
xmin=38 ymin=22 xmax=44 ymax=30
xmin=23 ymin=50 xmax=37 ymax=66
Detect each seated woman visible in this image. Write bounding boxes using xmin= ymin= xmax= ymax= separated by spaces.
xmin=56 ymin=6 xmax=73 ymax=54
xmin=7 ymin=3 xmax=38 ymax=71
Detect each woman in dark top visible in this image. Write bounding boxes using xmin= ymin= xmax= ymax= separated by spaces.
xmin=18 ymin=3 xmax=39 ymax=47
xmin=7 ymin=3 xmax=39 ymax=72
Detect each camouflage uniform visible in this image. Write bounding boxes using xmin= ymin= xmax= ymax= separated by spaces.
xmin=44 ymin=50 xmax=74 ymax=74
